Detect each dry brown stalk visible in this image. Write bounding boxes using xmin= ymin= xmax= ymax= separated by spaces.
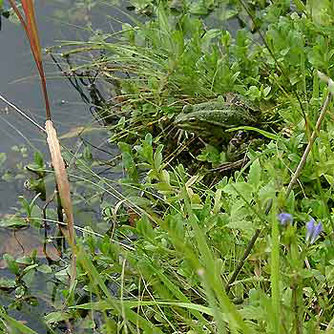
xmin=45 ymin=120 xmax=76 ymax=280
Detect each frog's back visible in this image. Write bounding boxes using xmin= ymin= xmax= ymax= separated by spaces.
xmin=194 ymin=107 xmax=258 ymax=128
xmin=184 ymin=100 xmax=228 ymax=113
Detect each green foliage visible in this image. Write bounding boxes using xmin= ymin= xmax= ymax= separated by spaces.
xmin=2 ymin=0 xmax=334 ymax=333
xmin=197 ymin=144 xmax=227 ymax=166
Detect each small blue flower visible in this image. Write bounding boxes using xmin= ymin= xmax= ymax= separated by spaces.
xmin=277 ymin=212 xmax=293 ymax=226
xmin=306 ymin=218 xmax=323 ymax=244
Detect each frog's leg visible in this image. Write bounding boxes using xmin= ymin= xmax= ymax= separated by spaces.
xmin=226 ymin=131 xmax=249 ymax=161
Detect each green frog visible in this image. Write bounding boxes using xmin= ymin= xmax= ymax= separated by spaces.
xmin=174 ymin=95 xmax=260 ymax=140
xmin=174 ymin=95 xmax=262 ymax=161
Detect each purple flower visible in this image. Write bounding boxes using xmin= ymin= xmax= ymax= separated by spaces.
xmin=277 ymin=212 xmax=293 ymax=226
xmin=306 ymin=218 xmax=323 ymax=244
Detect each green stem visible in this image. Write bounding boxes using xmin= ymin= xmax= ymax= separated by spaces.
xmin=292 ymin=278 xmax=302 ymax=334
xmin=271 ymin=207 xmax=280 ymax=333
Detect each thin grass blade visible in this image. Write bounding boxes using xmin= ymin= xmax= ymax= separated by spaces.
xmin=9 ymin=0 xmax=51 ymax=119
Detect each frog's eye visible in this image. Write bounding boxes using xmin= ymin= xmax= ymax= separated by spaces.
xmin=187 ymin=117 xmax=196 ymax=123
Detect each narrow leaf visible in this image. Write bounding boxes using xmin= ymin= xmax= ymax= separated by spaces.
xmin=72 ymin=300 xmax=215 ymax=316
xmin=9 ymin=0 xmax=51 ymax=119
xmin=0 ymin=310 xmax=38 ymax=334
xmin=226 ymin=126 xmax=279 ymax=140
xmin=45 ymin=120 xmax=76 ymax=280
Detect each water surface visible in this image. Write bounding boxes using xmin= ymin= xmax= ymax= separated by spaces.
xmin=0 ymin=2 xmax=124 ymax=331
xmin=0 ymin=0 xmax=126 ymax=214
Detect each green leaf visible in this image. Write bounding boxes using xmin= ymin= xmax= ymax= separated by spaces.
xmin=17 ymin=257 xmax=35 ymax=265
xmin=44 ymin=311 xmax=70 ymax=325
xmin=226 ymin=126 xmax=279 ymax=141
xmin=0 ymin=216 xmax=27 ymax=228
xmin=33 ymin=151 xmax=44 ymax=167
xmin=136 ymin=216 xmax=155 ymax=239
xmin=197 ymin=145 xmax=222 ymax=165
xmin=37 ymin=264 xmax=52 ymax=274
xmin=292 ymin=0 xmax=306 ymax=12
xmin=263 ymin=86 xmax=271 ymax=97
xmin=224 ymin=182 xmax=254 ymax=201
xmin=189 ymin=2 xmax=210 ymax=15
xmin=0 ymin=278 xmax=16 ymax=290
xmin=202 ymin=29 xmax=221 ymax=50
xmin=154 ymin=144 xmax=164 ymax=170
xmin=248 ymin=159 xmax=261 ymax=188
xmin=2 ymin=254 xmax=20 ymax=275
xmin=0 ymin=310 xmax=38 ymax=334
xmin=227 ymin=219 xmax=254 ymax=232
xmin=71 ymin=300 xmax=215 ymax=317
xmin=0 ymin=153 xmax=6 ymax=166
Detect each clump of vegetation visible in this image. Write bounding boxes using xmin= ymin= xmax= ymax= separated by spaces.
xmin=1 ymin=0 xmax=334 ymax=333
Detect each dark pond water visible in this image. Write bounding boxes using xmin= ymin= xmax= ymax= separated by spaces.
xmin=0 ymin=1 xmax=126 ymax=331
xmin=0 ymin=0 xmax=128 ymax=214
